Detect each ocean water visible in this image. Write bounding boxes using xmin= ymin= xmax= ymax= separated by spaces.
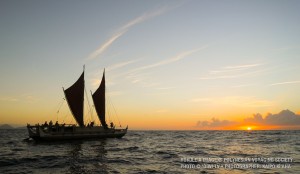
xmin=0 ymin=130 xmax=299 ymax=174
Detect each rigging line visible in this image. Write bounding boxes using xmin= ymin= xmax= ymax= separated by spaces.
xmin=56 ymin=98 xmax=65 ymax=113
xmin=84 ymin=104 xmax=91 ymax=124
xmin=106 ymin=88 xmax=121 ymax=127
xmin=90 ymin=105 xmax=97 ymax=125
xmin=84 ymin=85 xmax=94 ymax=122
xmin=85 ymin=98 xmax=91 ymax=120
xmin=106 ymin=97 xmax=112 ymax=123
xmin=61 ymin=103 xmax=71 ymax=123
xmin=110 ymin=95 xmax=122 ymax=127
xmin=90 ymin=91 xmax=98 ymax=125
xmin=56 ymin=98 xmax=65 ymax=121
xmin=90 ymin=104 xmax=94 ymax=120
xmin=105 ymin=86 xmax=111 ymax=124
xmin=108 ymin=96 xmax=115 ymax=124
xmin=105 ymin=87 xmax=113 ymax=124
xmin=62 ymin=113 xmax=69 ymax=123
xmin=86 ymin=105 xmax=94 ymax=124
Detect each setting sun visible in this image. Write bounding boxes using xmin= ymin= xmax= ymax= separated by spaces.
xmin=247 ymin=127 xmax=252 ymax=131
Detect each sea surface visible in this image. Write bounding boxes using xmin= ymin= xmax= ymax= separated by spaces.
xmin=0 ymin=129 xmax=299 ymax=174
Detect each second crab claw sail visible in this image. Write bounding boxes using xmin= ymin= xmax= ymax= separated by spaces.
xmin=92 ymin=70 xmax=108 ymax=129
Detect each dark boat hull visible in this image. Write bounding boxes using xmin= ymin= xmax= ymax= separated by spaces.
xmin=27 ymin=125 xmax=127 ymax=141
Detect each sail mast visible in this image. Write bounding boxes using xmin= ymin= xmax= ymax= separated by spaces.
xmin=63 ymin=69 xmax=85 ymax=127
xmin=92 ymin=69 xmax=108 ymax=129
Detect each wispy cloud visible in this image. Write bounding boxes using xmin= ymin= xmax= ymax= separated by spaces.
xmin=124 ymin=71 xmax=159 ymax=88
xmin=123 ymin=48 xmax=207 ymax=85
xmin=224 ymin=63 xmax=262 ymax=69
xmin=88 ymin=31 xmax=125 ymax=60
xmin=24 ymin=95 xmax=38 ymax=103
xmin=191 ymin=96 xmax=273 ymax=108
xmin=200 ymin=63 xmax=264 ymax=80
xmin=107 ymin=91 xmax=123 ymax=96
xmin=141 ymin=82 xmax=160 ymax=88
xmin=200 ymin=70 xmax=264 ymax=80
xmin=209 ymin=63 xmax=262 ymax=75
xmin=103 ymin=45 xmax=209 ymax=87
xmin=269 ymin=80 xmax=300 ymax=86
xmin=87 ymin=5 xmax=177 ymax=60
xmin=90 ymin=58 xmax=141 ymax=88
xmin=131 ymin=79 xmax=141 ymax=84
xmin=0 ymin=97 xmax=19 ymax=102
xmin=231 ymin=84 xmax=255 ymax=88
xmin=107 ymin=58 xmax=141 ymax=72
xmin=156 ymin=87 xmax=176 ymax=90
xmin=0 ymin=94 xmax=38 ymax=103
xmin=119 ymin=7 xmax=168 ymax=31
xmin=133 ymin=46 xmax=209 ymax=72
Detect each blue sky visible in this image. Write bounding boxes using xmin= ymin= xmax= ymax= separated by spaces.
xmin=1 ymin=0 xmax=300 ymax=129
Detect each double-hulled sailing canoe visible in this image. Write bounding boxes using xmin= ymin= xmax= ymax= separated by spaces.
xmin=27 ymin=69 xmax=127 ymax=141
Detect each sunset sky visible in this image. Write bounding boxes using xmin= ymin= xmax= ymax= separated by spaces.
xmin=1 ymin=0 xmax=300 ymax=130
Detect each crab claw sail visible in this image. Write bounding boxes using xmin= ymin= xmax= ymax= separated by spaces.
xmin=63 ymin=71 xmax=84 ymax=127
xmin=92 ymin=70 xmax=108 ymax=129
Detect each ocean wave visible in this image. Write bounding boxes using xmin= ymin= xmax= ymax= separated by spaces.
xmin=0 ymin=130 xmax=299 ymax=173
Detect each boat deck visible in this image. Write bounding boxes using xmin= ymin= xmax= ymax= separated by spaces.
xmin=27 ymin=124 xmax=127 ymax=141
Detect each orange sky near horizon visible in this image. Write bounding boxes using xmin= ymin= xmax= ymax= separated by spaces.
xmin=1 ymin=103 xmax=300 ymax=130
